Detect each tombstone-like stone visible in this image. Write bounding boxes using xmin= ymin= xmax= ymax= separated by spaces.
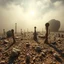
xmin=33 ymin=27 xmax=37 ymax=41
xmin=11 ymin=29 xmax=16 ymax=43
xmin=44 ymin=23 xmax=49 ymax=43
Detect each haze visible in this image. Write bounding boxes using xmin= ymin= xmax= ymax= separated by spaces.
xmin=0 ymin=0 xmax=64 ymax=33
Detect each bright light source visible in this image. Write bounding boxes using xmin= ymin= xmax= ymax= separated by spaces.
xmin=29 ymin=10 xmax=35 ymax=16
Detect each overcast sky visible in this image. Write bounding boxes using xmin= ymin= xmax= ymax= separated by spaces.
xmin=0 ymin=0 xmax=64 ymax=33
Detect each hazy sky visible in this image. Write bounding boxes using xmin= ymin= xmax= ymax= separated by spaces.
xmin=0 ymin=0 xmax=64 ymax=33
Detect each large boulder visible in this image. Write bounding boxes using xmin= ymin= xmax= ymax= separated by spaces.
xmin=6 ymin=30 xmax=12 ymax=38
xmin=48 ymin=19 xmax=60 ymax=32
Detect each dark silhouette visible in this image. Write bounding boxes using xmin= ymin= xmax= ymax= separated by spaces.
xmin=8 ymin=50 xmax=20 ymax=64
xmin=33 ymin=26 xmax=37 ymax=41
xmin=48 ymin=19 xmax=60 ymax=32
xmin=44 ymin=23 xmax=49 ymax=43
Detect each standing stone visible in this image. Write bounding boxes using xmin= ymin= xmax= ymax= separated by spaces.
xmin=33 ymin=27 xmax=37 ymax=41
xmin=44 ymin=23 xmax=49 ymax=43
xmin=15 ymin=23 xmax=17 ymax=34
xmin=11 ymin=29 xmax=16 ymax=43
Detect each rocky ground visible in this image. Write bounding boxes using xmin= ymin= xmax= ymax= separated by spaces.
xmin=0 ymin=32 xmax=64 ymax=64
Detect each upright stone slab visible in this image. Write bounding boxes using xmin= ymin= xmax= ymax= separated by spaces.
xmin=33 ymin=26 xmax=37 ymax=41
xmin=11 ymin=29 xmax=16 ymax=43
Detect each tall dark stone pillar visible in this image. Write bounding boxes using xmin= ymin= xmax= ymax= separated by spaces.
xmin=11 ymin=29 xmax=16 ymax=43
xmin=33 ymin=26 xmax=37 ymax=41
xmin=45 ymin=23 xmax=49 ymax=43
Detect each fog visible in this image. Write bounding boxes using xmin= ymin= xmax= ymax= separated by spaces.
xmin=0 ymin=0 xmax=64 ymax=33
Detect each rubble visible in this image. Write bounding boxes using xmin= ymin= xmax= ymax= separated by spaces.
xmin=0 ymin=28 xmax=64 ymax=64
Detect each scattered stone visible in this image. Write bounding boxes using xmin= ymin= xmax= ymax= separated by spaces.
xmin=0 ymin=60 xmax=6 ymax=64
xmin=3 ymin=39 xmax=9 ymax=44
xmin=15 ymin=36 xmax=19 ymax=39
xmin=41 ymin=52 xmax=45 ymax=57
xmin=42 ymin=49 xmax=48 ymax=54
xmin=57 ymin=40 xmax=61 ymax=44
xmin=51 ymin=42 xmax=57 ymax=45
xmin=53 ymin=53 xmax=62 ymax=63
xmin=26 ymin=42 xmax=30 ymax=48
xmin=52 ymin=61 xmax=56 ymax=64
xmin=33 ymin=57 xmax=36 ymax=63
xmin=35 ymin=46 xmax=42 ymax=53
xmin=8 ymin=48 xmax=20 ymax=64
